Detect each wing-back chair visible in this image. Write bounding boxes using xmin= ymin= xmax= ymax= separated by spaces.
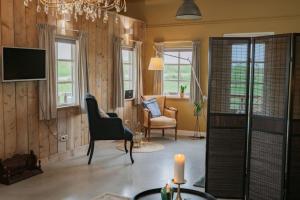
xmin=141 ymin=95 xmax=178 ymax=140
xmin=85 ymin=94 xmax=134 ymax=165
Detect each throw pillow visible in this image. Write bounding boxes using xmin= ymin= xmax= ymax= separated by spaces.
xmin=98 ymin=107 xmax=110 ymax=118
xmin=143 ymin=98 xmax=161 ymax=117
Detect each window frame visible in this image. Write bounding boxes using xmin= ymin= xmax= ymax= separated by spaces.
xmin=55 ymin=37 xmax=79 ymax=108
xmin=121 ymin=46 xmax=136 ymax=99
xmin=229 ymin=44 xmax=249 ymax=112
xmin=225 ymin=33 xmax=270 ymax=113
xmin=163 ymin=48 xmax=193 ymax=97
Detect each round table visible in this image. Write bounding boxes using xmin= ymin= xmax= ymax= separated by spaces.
xmin=133 ymin=188 xmax=216 ymax=200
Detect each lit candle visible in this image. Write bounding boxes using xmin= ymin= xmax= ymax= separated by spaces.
xmin=174 ymin=154 xmax=185 ymax=183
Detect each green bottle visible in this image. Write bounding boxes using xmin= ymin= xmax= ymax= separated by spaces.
xmin=161 ymin=184 xmax=173 ymax=200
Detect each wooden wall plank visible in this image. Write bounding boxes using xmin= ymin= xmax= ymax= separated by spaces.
xmin=2 ymin=0 xmax=16 ymax=158
xmin=95 ymin=20 xmax=103 ymax=110
xmin=102 ymin=19 xmax=109 ymax=112
xmin=26 ymin=0 xmax=40 ymax=157
xmin=48 ymin=119 xmax=58 ymax=155
xmin=14 ymin=0 xmax=29 ymax=155
xmin=88 ymin=21 xmax=96 ymax=98
xmin=57 ymin=110 xmax=67 ymax=153
xmin=0 ymin=0 xmax=4 ymax=159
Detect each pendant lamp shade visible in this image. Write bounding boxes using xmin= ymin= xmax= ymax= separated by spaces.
xmin=148 ymin=57 xmax=164 ymax=70
xmin=176 ymin=0 xmax=202 ymax=20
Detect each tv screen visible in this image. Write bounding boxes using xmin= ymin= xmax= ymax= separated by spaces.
xmin=2 ymin=47 xmax=46 ymax=82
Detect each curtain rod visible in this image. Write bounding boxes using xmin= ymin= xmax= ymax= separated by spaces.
xmin=156 ymin=40 xmax=193 ymax=44
xmin=121 ymin=38 xmax=143 ymax=43
xmin=36 ymin=23 xmax=85 ymax=34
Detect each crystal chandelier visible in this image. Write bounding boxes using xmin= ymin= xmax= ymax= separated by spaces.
xmin=23 ymin=0 xmax=127 ymax=23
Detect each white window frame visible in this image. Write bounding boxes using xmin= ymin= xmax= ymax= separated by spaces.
xmin=163 ymin=48 xmax=193 ymax=97
xmin=55 ymin=37 xmax=79 ymax=108
xmin=122 ymin=46 xmax=136 ymax=99
xmin=225 ymin=32 xmax=271 ymax=112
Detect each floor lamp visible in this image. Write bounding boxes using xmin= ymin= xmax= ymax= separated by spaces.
xmin=148 ymin=46 xmax=206 ymax=139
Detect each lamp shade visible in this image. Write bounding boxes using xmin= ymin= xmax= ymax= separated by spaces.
xmin=148 ymin=57 xmax=164 ymax=70
xmin=176 ymin=0 xmax=202 ymax=20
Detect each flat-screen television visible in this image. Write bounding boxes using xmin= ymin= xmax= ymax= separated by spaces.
xmin=2 ymin=47 xmax=46 ymax=82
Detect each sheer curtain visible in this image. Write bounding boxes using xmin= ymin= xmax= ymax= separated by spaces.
xmin=134 ymin=41 xmax=143 ymax=105
xmin=112 ymin=37 xmax=124 ymax=109
xmin=153 ymin=42 xmax=164 ymax=95
xmin=37 ymin=24 xmax=57 ymax=120
xmin=190 ymin=41 xmax=201 ymax=104
xmin=77 ymin=32 xmax=89 ymax=112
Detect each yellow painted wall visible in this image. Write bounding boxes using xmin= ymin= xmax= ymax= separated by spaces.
xmin=126 ymin=0 xmax=300 ymax=131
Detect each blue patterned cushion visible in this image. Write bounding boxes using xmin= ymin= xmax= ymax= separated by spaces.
xmin=143 ymin=98 xmax=161 ymax=118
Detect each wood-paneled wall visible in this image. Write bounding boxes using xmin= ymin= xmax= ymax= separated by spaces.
xmin=0 ymin=0 xmax=145 ymax=162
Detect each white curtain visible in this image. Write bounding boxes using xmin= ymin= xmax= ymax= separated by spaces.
xmin=112 ymin=37 xmax=124 ymax=109
xmin=37 ymin=24 xmax=57 ymax=120
xmin=153 ymin=42 xmax=164 ymax=95
xmin=77 ymin=32 xmax=89 ymax=112
xmin=190 ymin=41 xmax=201 ymax=104
xmin=134 ymin=41 xmax=144 ymax=105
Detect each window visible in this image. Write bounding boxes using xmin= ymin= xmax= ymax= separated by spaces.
xmin=226 ymin=33 xmax=269 ymax=112
xmin=55 ymin=39 xmax=78 ymax=107
xmin=122 ymin=47 xmax=135 ymax=96
xmin=230 ymin=44 xmax=248 ymax=112
xmin=163 ymin=49 xmax=192 ymax=96
xmin=229 ymin=43 xmax=265 ymax=113
xmin=253 ymin=43 xmax=265 ymax=113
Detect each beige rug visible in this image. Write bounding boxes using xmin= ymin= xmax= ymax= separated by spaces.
xmin=91 ymin=193 xmax=130 ymax=200
xmin=116 ymin=141 xmax=164 ymax=153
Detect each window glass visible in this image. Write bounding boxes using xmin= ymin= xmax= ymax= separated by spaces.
xmin=122 ymin=48 xmax=135 ymax=94
xmin=55 ymin=39 xmax=77 ymax=107
xmin=163 ymin=49 xmax=192 ymax=96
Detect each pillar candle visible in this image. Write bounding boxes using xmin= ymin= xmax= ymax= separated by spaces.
xmin=174 ymin=154 xmax=185 ymax=183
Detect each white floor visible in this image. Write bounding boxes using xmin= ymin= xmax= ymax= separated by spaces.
xmin=0 ymin=134 xmax=206 ymax=200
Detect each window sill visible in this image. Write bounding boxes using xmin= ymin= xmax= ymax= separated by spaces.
xmin=125 ymin=98 xmax=135 ymax=101
xmin=166 ymin=95 xmax=190 ymax=100
xmin=57 ymin=104 xmax=80 ymax=110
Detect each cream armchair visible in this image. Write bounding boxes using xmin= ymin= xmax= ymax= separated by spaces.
xmin=141 ymin=96 xmax=178 ymax=140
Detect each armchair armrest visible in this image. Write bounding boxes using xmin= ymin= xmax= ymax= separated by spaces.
xmin=143 ymin=108 xmax=151 ymax=127
xmin=107 ymin=113 xmax=118 ymax=118
xmin=165 ymin=106 xmax=178 ymax=112
xmin=93 ymin=117 xmax=125 ymax=140
xmin=164 ymin=107 xmax=178 ymax=120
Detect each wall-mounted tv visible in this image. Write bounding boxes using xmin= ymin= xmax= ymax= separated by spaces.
xmin=2 ymin=47 xmax=46 ymax=82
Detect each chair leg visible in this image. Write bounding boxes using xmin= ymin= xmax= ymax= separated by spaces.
xmin=124 ymin=140 xmax=128 ymax=154
xmin=88 ymin=141 xmax=95 ymax=165
xmin=130 ymin=140 xmax=134 ymax=164
xmin=148 ymin=129 xmax=151 ymax=141
xmin=162 ymin=129 xmax=165 ymax=136
xmin=175 ymin=127 xmax=178 ymax=141
xmin=144 ymin=128 xmax=148 ymax=138
xmin=87 ymin=140 xmax=92 ymax=156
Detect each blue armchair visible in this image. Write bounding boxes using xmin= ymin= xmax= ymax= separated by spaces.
xmin=85 ymin=94 xmax=134 ymax=165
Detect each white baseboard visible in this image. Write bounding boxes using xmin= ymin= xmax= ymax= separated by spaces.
xmin=151 ymin=129 xmax=206 ymax=138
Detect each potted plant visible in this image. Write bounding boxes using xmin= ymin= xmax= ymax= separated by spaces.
xmin=193 ymin=96 xmax=206 ymax=139
xmin=179 ymin=85 xmax=187 ymax=98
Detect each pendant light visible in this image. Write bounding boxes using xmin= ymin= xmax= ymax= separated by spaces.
xmin=176 ymin=0 xmax=202 ymax=20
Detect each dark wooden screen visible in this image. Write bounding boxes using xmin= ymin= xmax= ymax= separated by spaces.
xmin=247 ymin=34 xmax=292 ymax=200
xmin=206 ymin=38 xmax=251 ymax=198
xmin=286 ymin=34 xmax=300 ymax=200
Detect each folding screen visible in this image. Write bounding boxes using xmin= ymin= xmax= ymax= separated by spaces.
xmin=247 ymin=34 xmax=291 ymax=200
xmin=206 ymin=38 xmax=251 ymax=198
xmin=286 ymin=34 xmax=300 ymax=200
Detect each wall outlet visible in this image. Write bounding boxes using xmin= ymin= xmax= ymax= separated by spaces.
xmin=60 ymin=135 xmax=68 ymax=142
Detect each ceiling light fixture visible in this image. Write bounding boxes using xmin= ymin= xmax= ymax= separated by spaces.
xmin=176 ymin=0 xmax=202 ymax=20
xmin=23 ymin=0 xmax=127 ymax=23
